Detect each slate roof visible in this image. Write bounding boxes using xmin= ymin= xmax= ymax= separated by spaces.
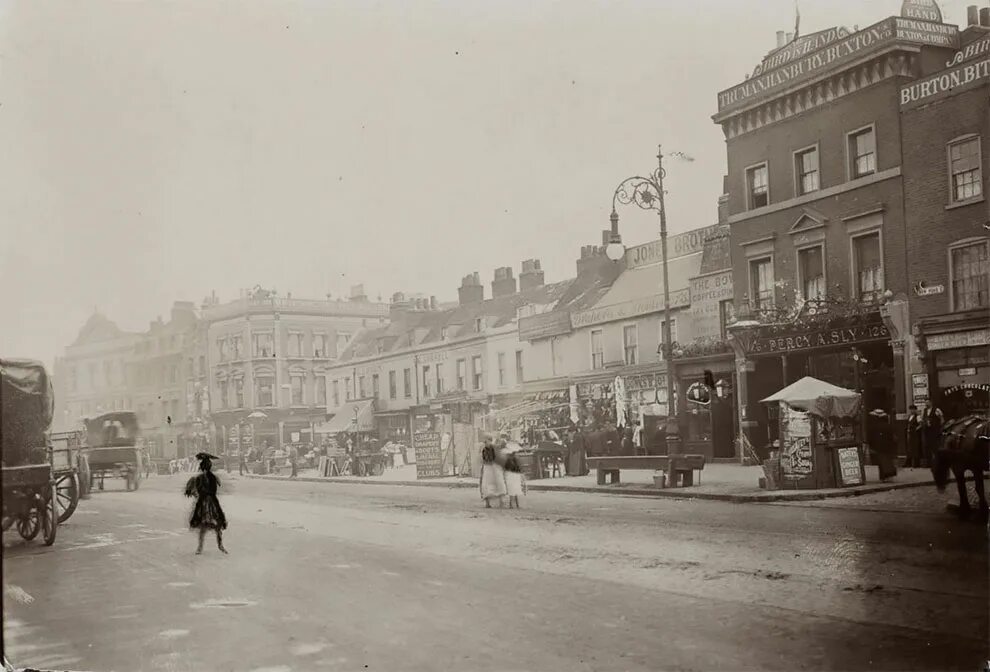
xmin=338 ymin=264 xmax=619 ymax=363
xmin=71 ymin=312 xmax=129 ymax=346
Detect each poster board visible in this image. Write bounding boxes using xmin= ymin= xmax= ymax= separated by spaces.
xmin=780 ymin=404 xmax=813 ymax=480
xmin=414 ymin=431 xmax=443 ymax=478
xmin=835 ymin=446 xmax=864 ymax=486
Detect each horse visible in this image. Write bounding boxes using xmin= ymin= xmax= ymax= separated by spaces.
xmin=931 ymin=415 xmax=989 ymax=521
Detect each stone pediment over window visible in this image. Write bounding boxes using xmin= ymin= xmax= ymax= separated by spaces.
xmin=789 ymin=208 xmax=828 ymax=245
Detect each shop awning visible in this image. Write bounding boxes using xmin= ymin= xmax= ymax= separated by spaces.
xmin=314 ymin=399 xmax=375 ymax=434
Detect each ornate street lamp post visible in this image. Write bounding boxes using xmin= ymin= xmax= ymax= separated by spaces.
xmin=609 ymin=145 xmax=693 ymax=422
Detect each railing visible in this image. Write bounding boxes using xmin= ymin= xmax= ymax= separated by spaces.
xmin=202 ymin=297 xmax=389 ymax=321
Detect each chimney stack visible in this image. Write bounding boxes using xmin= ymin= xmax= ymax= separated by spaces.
xmin=981 ymin=7 xmax=990 ymax=27
xmin=458 ymin=272 xmax=484 ymax=305
xmin=968 ymin=5 xmax=980 ymax=25
xmin=491 ymin=266 xmax=517 ymax=298
xmin=576 ymin=244 xmax=608 ymax=276
xmin=430 ymin=296 xmax=437 ymax=310
xmin=776 ymin=30 xmax=785 ymax=47
xmin=519 ymin=259 xmax=545 ymax=292
xmin=785 ymin=32 xmax=793 ymax=43
xmin=349 ymin=284 xmax=368 ymax=302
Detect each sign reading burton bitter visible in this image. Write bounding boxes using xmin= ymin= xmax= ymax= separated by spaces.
xmin=900 ymin=37 xmax=990 ymax=108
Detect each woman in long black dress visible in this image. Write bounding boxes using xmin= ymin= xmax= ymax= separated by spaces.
xmin=184 ymin=452 xmax=228 ymax=554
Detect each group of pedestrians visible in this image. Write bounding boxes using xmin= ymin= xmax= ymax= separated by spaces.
xmin=479 ymin=438 xmax=527 ymax=509
xmin=905 ymin=400 xmax=945 ymax=469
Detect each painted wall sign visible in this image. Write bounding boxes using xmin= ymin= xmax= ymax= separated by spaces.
xmin=912 ymin=373 xmax=930 ymax=404
xmin=926 ymin=329 xmax=990 ymax=351
xmin=718 ymin=18 xmax=958 ymax=113
xmin=943 ymin=383 xmax=990 ymax=395
xmin=518 ymin=311 xmax=573 ymax=342
xmin=571 ymin=289 xmax=692 ymax=328
xmin=626 ymin=225 xmax=720 ymax=268
xmin=689 ymin=271 xmax=734 ymax=341
xmin=958 ymin=367 xmax=977 ymax=376
xmin=413 ymin=431 xmax=443 ymax=478
xmin=946 ymin=36 xmax=990 ymax=67
xmin=914 ymin=281 xmax=946 ymax=296
xmin=900 ymin=55 xmax=990 ymax=107
xmin=418 ymin=351 xmax=449 ymax=364
xmin=747 ymin=322 xmax=890 ymax=355
xmin=752 ymin=27 xmax=852 ymax=77
xmin=901 ymin=0 xmax=943 ymax=23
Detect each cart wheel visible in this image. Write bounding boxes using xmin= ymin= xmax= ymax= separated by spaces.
xmin=56 ymin=473 xmax=79 ymax=523
xmin=42 ymin=490 xmax=57 ymax=546
xmin=17 ymin=510 xmax=40 ymax=541
xmin=355 ymin=460 xmax=367 ymax=477
xmin=371 ymin=461 xmax=384 ymax=477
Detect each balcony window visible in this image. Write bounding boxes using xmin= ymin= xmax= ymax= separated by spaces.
xmin=234 ymin=378 xmax=244 ymax=408
xmin=372 ymin=374 xmax=380 ymax=399
xmin=515 ymin=351 xmax=524 ymax=384
xmin=750 ymin=257 xmax=774 ymax=310
xmin=344 ymin=377 xmax=353 ymax=401
xmin=389 ymin=370 xmax=397 ymax=400
xmin=317 ymin=377 xmax=327 ymax=405
xmin=719 ymin=300 xmax=735 ymax=339
xmin=358 ymin=376 xmax=366 ymax=398
xmin=403 ymin=369 xmax=412 ymax=398
xmin=256 ymin=376 xmax=274 ymax=407
xmin=253 ymin=333 xmax=274 ymax=358
xmin=849 ymin=126 xmax=876 ymax=178
xmin=291 ymin=375 xmax=305 ymax=405
xmin=472 ymin=356 xmax=483 ymax=390
xmin=746 ymin=163 xmax=769 ymax=209
xmin=218 ymin=338 xmax=228 ymax=362
xmin=423 ymin=365 xmax=432 ymax=398
xmin=795 ymin=147 xmax=820 ymax=195
xmin=219 ymin=380 xmax=228 ymax=409
xmin=949 ymin=136 xmax=983 ymax=203
xmin=231 ymin=337 xmax=243 ymax=360
xmin=798 ymin=246 xmax=825 ymax=300
xmin=591 ymin=330 xmax=604 ymax=370
xmin=623 ymin=325 xmax=638 ymax=366
xmin=456 ymin=359 xmax=466 ymax=390
xmin=853 ymin=232 xmax=884 ymax=301
xmin=950 ymin=240 xmax=989 ymax=311
xmin=336 ymin=332 xmax=351 ymax=354
xmin=314 ymin=334 xmax=329 ymax=358
xmin=497 ymin=352 xmax=506 ymax=387
xmin=436 ymin=364 xmax=444 ymax=395
xmin=332 ymin=380 xmax=340 ymax=407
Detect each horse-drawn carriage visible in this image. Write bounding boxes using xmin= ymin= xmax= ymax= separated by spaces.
xmin=1 ymin=358 xmax=59 ymax=546
xmin=83 ymin=411 xmax=143 ymax=492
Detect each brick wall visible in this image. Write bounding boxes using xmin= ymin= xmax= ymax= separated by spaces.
xmin=902 ymin=85 xmax=990 ymax=320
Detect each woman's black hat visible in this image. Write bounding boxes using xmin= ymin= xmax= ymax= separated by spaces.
xmin=196 ymin=452 xmax=219 ymax=461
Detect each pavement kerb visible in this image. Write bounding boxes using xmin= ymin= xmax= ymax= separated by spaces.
xmin=240 ymin=472 xmax=950 ymax=503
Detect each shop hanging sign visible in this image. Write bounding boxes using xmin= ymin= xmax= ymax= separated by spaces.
xmin=518 ymin=311 xmax=573 ymax=341
xmin=571 ymin=290 xmax=691 ymax=329
xmin=943 ymin=383 xmax=990 ymax=395
xmin=926 ymin=329 xmax=990 ymax=351
xmin=913 ymin=281 xmax=945 ymax=296
xmin=836 ymin=446 xmax=864 ymax=486
xmin=747 ymin=322 xmax=889 ymax=355
xmin=900 ymin=0 xmax=942 ymax=23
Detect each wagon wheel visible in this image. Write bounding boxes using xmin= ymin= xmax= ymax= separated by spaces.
xmin=17 ymin=509 xmax=40 ymax=541
xmin=56 ymin=473 xmax=79 ymax=523
xmin=355 ymin=459 xmax=368 ymax=478
xmin=42 ymin=488 xmax=57 ymax=546
xmin=370 ymin=460 xmax=385 ymax=477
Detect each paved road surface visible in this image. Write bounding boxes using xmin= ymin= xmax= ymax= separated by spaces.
xmin=3 ymin=474 xmax=987 ymax=672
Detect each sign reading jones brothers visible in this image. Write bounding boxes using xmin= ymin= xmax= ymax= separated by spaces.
xmin=625 ymin=225 xmax=720 ymax=269
xmin=717 ymin=17 xmax=959 ymax=113
xmin=746 ymin=322 xmax=890 ymax=355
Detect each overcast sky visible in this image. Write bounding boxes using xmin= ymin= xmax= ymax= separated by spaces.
xmin=0 ymin=0 xmax=975 ymax=367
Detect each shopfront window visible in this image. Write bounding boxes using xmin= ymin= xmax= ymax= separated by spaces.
xmin=853 ymin=232 xmax=883 ymax=301
xmin=591 ymin=330 xmax=604 ymax=369
xmin=798 ymin=246 xmax=825 ymax=300
xmin=950 ymin=240 xmax=989 ymax=311
xmin=256 ymin=376 xmax=274 ymax=407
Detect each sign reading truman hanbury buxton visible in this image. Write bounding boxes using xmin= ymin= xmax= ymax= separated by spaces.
xmin=717 ymin=17 xmax=958 ymax=113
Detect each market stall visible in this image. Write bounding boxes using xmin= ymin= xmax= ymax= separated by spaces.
xmin=761 ymin=376 xmax=864 ymax=490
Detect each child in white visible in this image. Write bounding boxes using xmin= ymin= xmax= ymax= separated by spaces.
xmin=503 ymin=452 xmax=526 ymax=509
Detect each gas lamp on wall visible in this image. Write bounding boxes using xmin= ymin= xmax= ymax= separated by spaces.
xmin=714 ymin=378 xmax=732 ymax=400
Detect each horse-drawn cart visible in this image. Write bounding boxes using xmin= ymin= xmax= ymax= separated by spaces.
xmin=1 ymin=358 xmax=59 ymax=546
xmin=83 ymin=411 xmax=143 ymax=492
xmin=49 ymin=430 xmax=85 ymax=523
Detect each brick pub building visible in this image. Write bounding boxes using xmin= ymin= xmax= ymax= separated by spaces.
xmin=712 ymin=3 xmax=967 ymax=456
xmin=901 ymin=7 xmax=990 ymax=419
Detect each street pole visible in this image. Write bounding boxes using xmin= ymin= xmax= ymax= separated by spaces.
xmin=655 ymin=146 xmax=676 ymax=425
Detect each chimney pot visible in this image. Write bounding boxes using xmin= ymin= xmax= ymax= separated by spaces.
xmin=981 ymin=7 xmax=990 ymax=26
xmin=968 ymin=5 xmax=979 ymax=25
xmin=785 ymin=32 xmax=793 ymax=43
xmin=776 ymin=30 xmax=785 ymax=47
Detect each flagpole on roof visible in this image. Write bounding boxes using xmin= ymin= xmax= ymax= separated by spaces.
xmin=794 ymin=1 xmax=800 ymax=39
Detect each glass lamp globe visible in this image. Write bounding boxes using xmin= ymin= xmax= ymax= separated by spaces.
xmin=605 ymin=242 xmax=626 ymax=262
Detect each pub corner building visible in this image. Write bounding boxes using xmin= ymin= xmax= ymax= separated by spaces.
xmin=713 ymin=0 xmax=990 ymax=460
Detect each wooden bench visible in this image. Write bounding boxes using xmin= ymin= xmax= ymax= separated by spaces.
xmin=586 ymin=455 xmax=706 ymax=488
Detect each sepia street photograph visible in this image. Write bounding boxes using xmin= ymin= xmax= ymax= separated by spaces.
xmin=1 ymin=0 xmax=988 ymax=670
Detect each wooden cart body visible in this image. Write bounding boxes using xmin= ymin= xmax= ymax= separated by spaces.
xmin=1 ymin=462 xmax=58 ymax=545
xmin=49 ymin=430 xmax=84 ymax=522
